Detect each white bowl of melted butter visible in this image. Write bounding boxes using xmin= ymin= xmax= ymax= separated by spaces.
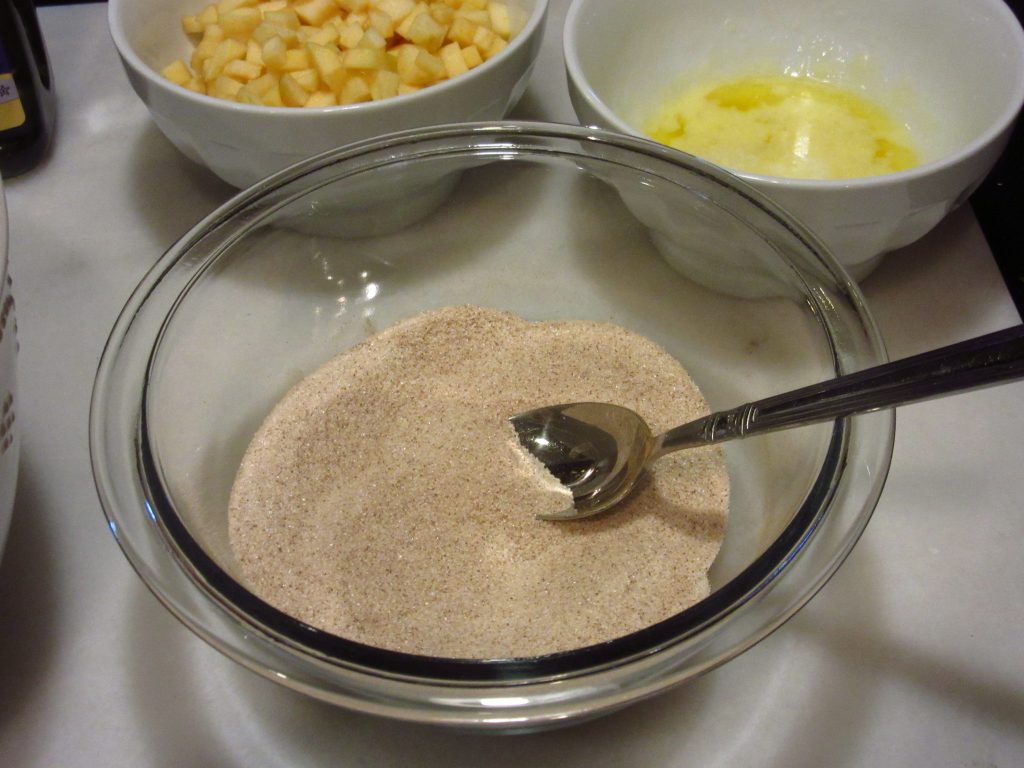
xmin=565 ymin=0 xmax=1024 ymax=280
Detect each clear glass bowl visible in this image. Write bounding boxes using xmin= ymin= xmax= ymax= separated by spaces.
xmin=89 ymin=122 xmax=893 ymax=731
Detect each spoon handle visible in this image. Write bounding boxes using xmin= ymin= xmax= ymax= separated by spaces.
xmin=655 ymin=324 xmax=1024 ymax=455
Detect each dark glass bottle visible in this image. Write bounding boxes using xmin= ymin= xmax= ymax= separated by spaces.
xmin=0 ymin=0 xmax=55 ymax=178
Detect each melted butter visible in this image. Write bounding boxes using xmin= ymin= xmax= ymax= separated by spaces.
xmin=645 ymin=74 xmax=919 ymax=179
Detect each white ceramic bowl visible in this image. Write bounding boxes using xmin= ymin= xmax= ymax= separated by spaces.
xmin=0 ymin=177 xmax=19 ymax=559
xmin=564 ymin=0 xmax=1024 ymax=279
xmin=109 ymin=0 xmax=548 ymax=188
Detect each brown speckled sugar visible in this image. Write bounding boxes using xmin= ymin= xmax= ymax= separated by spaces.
xmin=228 ymin=306 xmax=728 ymax=659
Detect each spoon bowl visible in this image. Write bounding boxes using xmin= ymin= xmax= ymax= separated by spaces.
xmin=512 ymin=325 xmax=1024 ymax=520
xmin=510 ymin=402 xmax=657 ymax=520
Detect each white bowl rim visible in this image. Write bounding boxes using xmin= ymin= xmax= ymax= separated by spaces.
xmin=108 ymin=0 xmax=549 ymax=120
xmin=563 ymin=0 xmax=1024 ymax=192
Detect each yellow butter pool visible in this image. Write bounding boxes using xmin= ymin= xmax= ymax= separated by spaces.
xmin=645 ymin=74 xmax=919 ymax=179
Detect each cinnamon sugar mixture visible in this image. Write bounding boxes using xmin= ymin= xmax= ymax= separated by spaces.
xmin=228 ymin=306 xmax=728 ymax=658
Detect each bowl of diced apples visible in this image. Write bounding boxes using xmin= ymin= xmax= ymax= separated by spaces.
xmin=109 ymin=0 xmax=547 ymax=187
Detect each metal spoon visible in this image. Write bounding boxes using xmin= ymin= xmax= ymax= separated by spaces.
xmin=510 ymin=324 xmax=1024 ymax=520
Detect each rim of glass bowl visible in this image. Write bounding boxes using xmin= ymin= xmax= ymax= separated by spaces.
xmin=90 ymin=121 xmax=893 ymax=717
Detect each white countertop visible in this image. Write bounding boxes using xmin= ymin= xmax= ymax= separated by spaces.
xmin=2 ymin=2 xmax=1023 ymax=765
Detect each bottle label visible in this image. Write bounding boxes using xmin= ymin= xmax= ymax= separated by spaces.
xmin=0 ymin=41 xmax=27 ymax=132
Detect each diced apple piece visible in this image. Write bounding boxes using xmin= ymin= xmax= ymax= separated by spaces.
xmin=252 ymin=21 xmax=278 ymax=45
xmin=439 ymin=41 xmax=466 ymax=77
xmin=237 ymin=74 xmax=276 ymax=102
xmin=224 ymin=58 xmax=263 ymax=81
xmin=414 ymin=47 xmax=444 ymax=80
xmin=340 ymin=74 xmax=371 ymax=103
xmin=396 ymin=3 xmax=427 ymax=36
xmin=336 ymin=21 xmax=364 ymax=49
xmin=264 ymin=8 xmax=301 ymax=30
xmin=245 ymin=38 xmax=263 ymax=64
xmin=202 ymin=23 xmax=226 ymax=44
xmin=447 ymin=17 xmax=477 ymax=47
xmin=261 ymin=35 xmax=289 ymax=69
xmin=191 ymin=49 xmax=207 ymax=74
xmin=293 ymin=0 xmax=337 ymax=27
xmin=471 ymin=24 xmax=494 ymax=52
xmin=201 ymin=58 xmax=219 ymax=82
xmin=374 ymin=0 xmax=415 ymax=24
xmin=192 ymin=38 xmax=218 ymax=70
xmin=281 ymin=48 xmax=311 ymax=70
xmin=279 ymin=73 xmax=310 ymax=105
xmin=204 ymin=37 xmax=247 ymax=80
xmin=198 ymin=4 xmax=219 ymax=27
xmin=487 ymin=2 xmax=510 ymax=37
xmin=367 ymin=8 xmax=395 ymax=38
xmin=304 ymin=24 xmax=338 ymax=45
xmin=429 ymin=3 xmax=454 ymax=25
xmin=261 ymin=84 xmax=285 ymax=106
xmin=305 ymin=90 xmax=338 ymax=107
xmin=247 ymin=72 xmax=280 ymax=95
xmin=211 ymin=74 xmax=244 ymax=99
xmin=182 ymin=15 xmax=204 ymax=35
xmin=337 ymin=0 xmax=369 ymax=11
xmin=307 ymin=42 xmax=349 ymax=92
xmin=290 ymin=67 xmax=320 ymax=91
xmin=394 ymin=43 xmax=423 ymax=84
xmin=483 ymin=34 xmax=505 ymax=59
xmin=220 ymin=8 xmax=262 ymax=40
xmin=395 ymin=42 xmax=441 ymax=85
xmin=403 ymin=11 xmax=447 ymax=52
xmin=358 ymin=27 xmax=388 ymax=50
xmin=252 ymin=22 xmax=300 ymax=47
xmin=216 ymin=0 xmax=260 ymax=13
xmin=453 ymin=7 xmax=488 ymax=25
xmin=161 ymin=59 xmax=193 ymax=86
xmin=461 ymin=43 xmax=482 ymax=68
xmin=342 ymin=47 xmax=390 ymax=70
xmin=370 ymin=69 xmax=401 ymax=99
